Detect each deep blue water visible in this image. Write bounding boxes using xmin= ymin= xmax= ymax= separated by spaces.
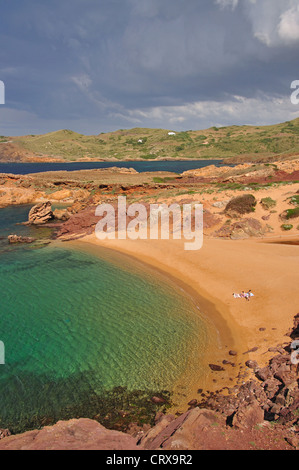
xmin=0 ymin=159 xmax=223 ymax=175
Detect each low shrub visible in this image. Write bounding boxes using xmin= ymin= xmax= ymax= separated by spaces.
xmin=260 ymin=197 xmax=277 ymax=210
xmin=225 ymin=194 xmax=257 ymax=215
xmin=285 ymin=207 xmax=299 ymax=219
xmin=288 ymin=195 xmax=299 ymax=206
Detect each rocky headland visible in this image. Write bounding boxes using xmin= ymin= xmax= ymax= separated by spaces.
xmin=2 ymin=159 xmax=298 ymax=242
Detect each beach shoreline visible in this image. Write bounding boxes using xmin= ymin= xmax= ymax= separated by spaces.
xmin=61 ymin=237 xmax=241 ymax=411
xmin=59 ymin=230 xmax=299 ymax=411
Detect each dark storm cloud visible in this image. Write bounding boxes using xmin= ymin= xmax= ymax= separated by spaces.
xmin=0 ymin=0 xmax=298 ymax=135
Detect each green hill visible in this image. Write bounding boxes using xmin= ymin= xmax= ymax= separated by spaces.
xmin=10 ymin=118 xmax=299 ymax=162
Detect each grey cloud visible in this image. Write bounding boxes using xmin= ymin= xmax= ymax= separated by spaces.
xmin=0 ymin=0 xmax=299 ymax=135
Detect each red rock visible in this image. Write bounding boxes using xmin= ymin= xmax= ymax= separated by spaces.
xmin=232 ymin=399 xmax=264 ymax=430
xmin=229 ymin=350 xmax=238 ymax=356
xmin=151 ymin=396 xmax=166 ymax=404
xmin=209 ymin=364 xmax=225 ymax=371
xmin=188 ymin=399 xmax=198 ymax=407
xmin=245 ymin=360 xmax=258 ymax=370
xmin=0 ymin=419 xmax=139 ymax=451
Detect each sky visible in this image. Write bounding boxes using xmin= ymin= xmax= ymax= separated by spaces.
xmin=0 ymin=0 xmax=299 ymax=136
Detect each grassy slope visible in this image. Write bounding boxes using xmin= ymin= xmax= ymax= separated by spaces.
xmin=10 ymin=118 xmax=299 ymax=162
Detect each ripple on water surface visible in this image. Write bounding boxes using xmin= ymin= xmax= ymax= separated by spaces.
xmin=0 ymin=244 xmax=208 ymax=432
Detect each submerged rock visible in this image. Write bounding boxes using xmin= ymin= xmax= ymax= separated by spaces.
xmin=209 ymin=364 xmax=225 ymax=372
xmin=151 ymin=396 xmax=166 ymax=404
xmin=8 ymin=234 xmax=36 ymax=244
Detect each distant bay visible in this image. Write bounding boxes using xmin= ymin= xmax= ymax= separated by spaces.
xmin=0 ymin=159 xmax=224 ymax=175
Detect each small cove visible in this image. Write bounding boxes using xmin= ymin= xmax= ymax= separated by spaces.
xmin=0 ymin=205 xmax=210 ymax=433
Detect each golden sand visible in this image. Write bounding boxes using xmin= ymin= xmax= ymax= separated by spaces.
xmin=64 ymin=229 xmax=298 ymax=411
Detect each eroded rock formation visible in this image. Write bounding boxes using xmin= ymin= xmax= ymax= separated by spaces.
xmin=28 ymin=202 xmax=53 ymax=225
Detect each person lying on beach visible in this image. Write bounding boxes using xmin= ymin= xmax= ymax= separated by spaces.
xmin=233 ymin=293 xmax=241 ymax=298
xmin=233 ymin=290 xmax=254 ymax=301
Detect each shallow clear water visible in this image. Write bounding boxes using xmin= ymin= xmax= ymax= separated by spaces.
xmin=0 ymin=206 xmax=207 ymax=432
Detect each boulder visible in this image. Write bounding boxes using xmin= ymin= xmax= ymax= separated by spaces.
xmin=262 ymin=378 xmax=281 ymax=399
xmin=230 ymin=219 xmax=264 ymax=239
xmin=150 ymin=396 xmax=166 ymax=404
xmin=229 ymin=350 xmax=238 ymax=356
xmin=53 ymin=208 xmax=70 ymax=221
xmin=285 ymin=436 xmax=299 ymax=449
xmin=139 ymin=408 xmax=221 ymax=451
xmin=209 ymin=364 xmax=225 ymax=372
xmin=256 ymin=366 xmax=273 ymax=382
xmin=28 ymin=202 xmax=53 ymax=225
xmin=188 ymin=399 xmax=198 ymax=407
xmin=8 ymin=234 xmax=36 ymax=244
xmin=245 ymin=360 xmax=258 ymax=370
xmin=232 ymin=399 xmax=264 ymax=429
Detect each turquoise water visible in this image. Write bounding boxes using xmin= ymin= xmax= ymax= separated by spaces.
xmin=0 ymin=206 xmax=207 ymax=433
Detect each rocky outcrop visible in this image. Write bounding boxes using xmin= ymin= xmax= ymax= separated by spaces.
xmin=214 ymin=218 xmax=265 ymax=239
xmin=8 ymin=234 xmax=36 ymax=244
xmin=28 ymin=202 xmax=54 ymax=225
xmin=57 ymin=205 xmax=99 ymax=240
xmin=231 ymin=399 xmax=264 ymax=429
xmin=196 ymin=315 xmax=299 ymax=426
xmin=0 ymin=419 xmax=139 ymax=450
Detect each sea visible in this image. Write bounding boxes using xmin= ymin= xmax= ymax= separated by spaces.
xmin=0 ymin=193 xmax=209 ymax=433
xmin=0 ymin=159 xmax=223 ymax=175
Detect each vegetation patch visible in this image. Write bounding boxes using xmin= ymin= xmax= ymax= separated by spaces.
xmin=288 ymin=195 xmax=299 ymax=206
xmin=281 ymin=224 xmax=293 ymax=231
xmin=9 ymin=117 xmax=299 ymax=162
xmin=225 ymin=194 xmax=257 ymax=215
xmin=260 ymin=197 xmax=277 ymax=210
xmin=152 ymin=176 xmax=176 ymax=184
xmin=284 ymin=207 xmax=299 ymax=219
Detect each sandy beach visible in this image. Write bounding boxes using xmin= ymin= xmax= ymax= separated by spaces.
xmin=67 ymin=229 xmax=299 ymax=410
